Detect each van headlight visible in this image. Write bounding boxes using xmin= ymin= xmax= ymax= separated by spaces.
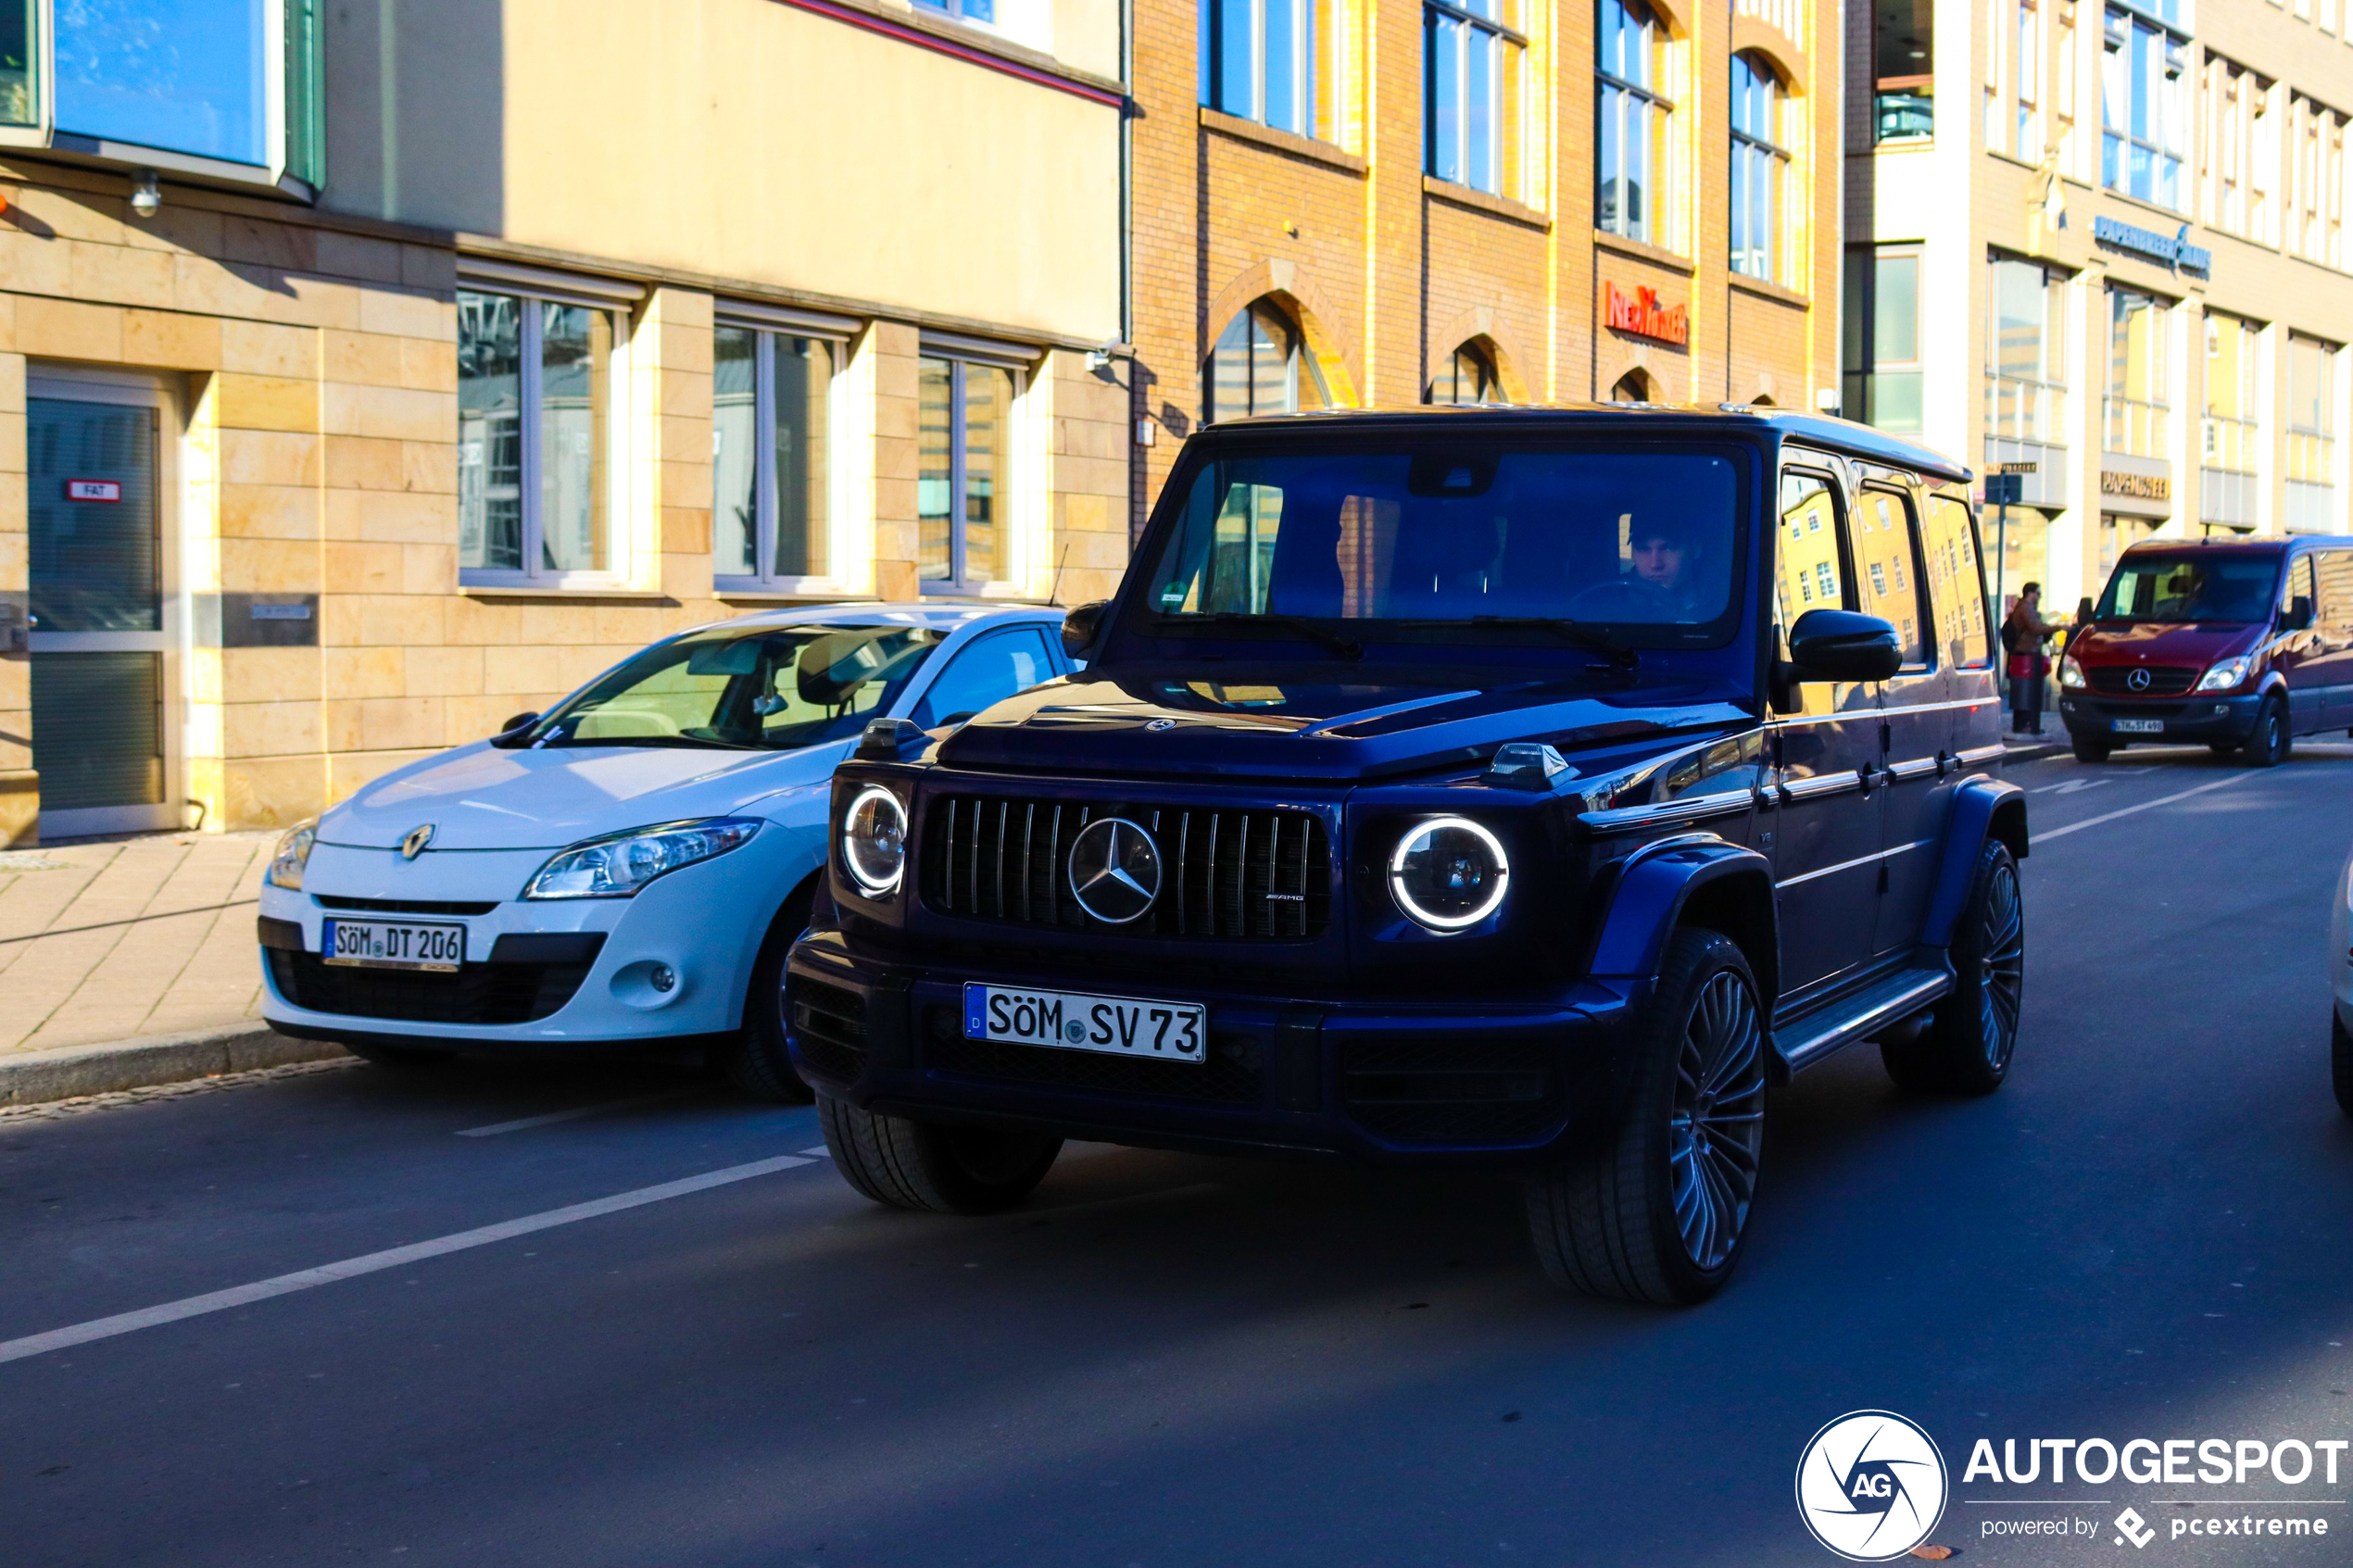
xmin=1388 ymin=816 xmax=1510 ymax=932
xmin=2057 ymin=659 xmax=2086 ymax=689
xmin=2195 ymin=654 xmax=2256 ymax=692
xmin=522 ymin=819 xmax=761 ymax=899
xmin=840 ymin=784 xmax=909 ymax=897
xmin=266 ymin=820 xmax=316 ymax=891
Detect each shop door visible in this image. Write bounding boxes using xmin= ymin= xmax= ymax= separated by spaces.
xmin=26 ymin=377 xmax=177 ymax=836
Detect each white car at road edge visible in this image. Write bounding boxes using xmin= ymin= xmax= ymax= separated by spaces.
xmin=257 ymin=602 xmax=1073 ymax=1098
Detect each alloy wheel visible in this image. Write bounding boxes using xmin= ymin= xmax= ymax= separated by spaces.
xmin=1977 ymin=860 xmax=2025 ymax=1070
xmin=1667 ymin=971 xmax=1766 ymax=1271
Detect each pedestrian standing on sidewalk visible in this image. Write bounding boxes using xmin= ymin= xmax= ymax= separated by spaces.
xmin=2003 ymin=582 xmax=2061 ymax=735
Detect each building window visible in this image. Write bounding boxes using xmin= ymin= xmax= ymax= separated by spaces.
xmin=2288 ymin=335 xmax=2337 ymax=524
xmin=2101 ymin=5 xmax=2188 ymax=211
xmin=1729 ymin=54 xmax=1789 ymax=282
xmin=2290 ymin=95 xmax=2347 ymax=269
xmin=459 ymin=289 xmax=623 ymax=584
xmin=919 ymin=354 xmax=1021 ymax=593
xmin=913 ymin=0 xmax=998 ymax=21
xmin=1597 ymin=0 xmax=1675 ymax=246
xmin=1425 ymin=0 xmax=1526 ymax=197
xmin=1873 ymin=0 xmax=1934 ymax=140
xmin=1610 ymin=368 xmax=1655 ymax=402
xmin=2202 ymin=313 xmax=2260 ymax=477
xmin=1985 ymin=254 xmax=2067 ymax=445
xmin=1207 ymin=298 xmax=1329 ymax=420
xmin=1843 ymin=248 xmax=1923 ymax=432
xmin=1985 ymin=0 xmax=2042 ymax=157
xmin=713 ymin=324 xmax=837 ymax=589
xmin=2202 ymin=56 xmax=2275 ymax=244
xmin=1202 ymin=0 xmax=1342 ymax=141
xmin=1430 ymin=341 xmax=1501 ymax=404
xmin=2104 ymin=284 xmax=2170 ymax=458
xmin=2 ymin=0 xmax=35 ymax=127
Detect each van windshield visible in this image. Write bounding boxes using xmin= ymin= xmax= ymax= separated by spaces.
xmin=524 ymin=624 xmax=945 ymax=750
xmin=2095 ymin=554 xmax=2281 ymax=624
xmin=1132 ymin=444 xmax=1746 ymax=652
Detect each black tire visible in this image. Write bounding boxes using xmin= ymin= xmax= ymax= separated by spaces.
xmin=1524 ymin=929 xmax=1767 ymax=1306
xmin=2209 ymin=742 xmax=2242 ymax=757
xmin=2070 ymin=733 xmax=2112 ymax=763
xmin=818 ymin=1094 xmax=1063 ymax=1215
xmin=1884 ymin=840 xmax=2023 ymax=1096
xmin=2334 ymin=1014 xmax=2353 ymax=1118
xmin=2245 ymin=694 xmax=2290 ymax=768
xmin=713 ymin=882 xmax=816 ymax=1104
xmin=338 ymin=1037 xmax=454 ymax=1069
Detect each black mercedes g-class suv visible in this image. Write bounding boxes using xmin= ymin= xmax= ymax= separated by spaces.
xmin=788 ymin=406 xmax=2026 ymax=1304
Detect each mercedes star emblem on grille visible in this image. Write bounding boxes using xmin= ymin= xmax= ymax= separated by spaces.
xmin=400 ymin=822 xmax=437 ymax=860
xmin=1067 ymin=817 xmax=1163 ymax=924
xmin=1145 ymin=718 xmax=1176 ymax=732
xmin=2126 ymin=667 xmax=2153 ymax=691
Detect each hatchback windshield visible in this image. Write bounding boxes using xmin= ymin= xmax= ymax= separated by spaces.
xmin=525 ymin=623 xmax=946 ymax=749
xmin=2095 ymin=554 xmax=2281 ymax=624
xmin=1136 ymin=445 xmax=1745 ymax=648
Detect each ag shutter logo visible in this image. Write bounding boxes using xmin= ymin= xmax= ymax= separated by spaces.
xmin=1796 ymin=1411 xmax=1950 ymax=1561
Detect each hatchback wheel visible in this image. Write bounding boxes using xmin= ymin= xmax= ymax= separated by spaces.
xmin=1525 ymin=929 xmax=1766 ymax=1305
xmin=1885 ymin=840 xmax=2023 ymax=1095
xmin=714 ymin=886 xmax=815 ymax=1104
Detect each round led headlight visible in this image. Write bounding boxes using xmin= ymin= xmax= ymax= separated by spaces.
xmin=1388 ymin=816 xmax=1510 ymax=932
xmin=841 ymin=784 xmax=909 ymax=897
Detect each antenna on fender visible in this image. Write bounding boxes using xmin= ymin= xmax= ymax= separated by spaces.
xmin=1048 ymin=542 xmax=1071 ymax=607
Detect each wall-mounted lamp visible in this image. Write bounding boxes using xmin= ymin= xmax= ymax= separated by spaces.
xmin=130 ymin=170 xmax=162 ymax=220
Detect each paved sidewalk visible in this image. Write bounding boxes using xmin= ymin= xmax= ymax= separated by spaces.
xmin=0 ymin=832 xmax=275 ymax=1059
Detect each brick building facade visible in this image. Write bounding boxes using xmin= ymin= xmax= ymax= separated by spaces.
xmin=1128 ymin=0 xmax=1843 ymax=526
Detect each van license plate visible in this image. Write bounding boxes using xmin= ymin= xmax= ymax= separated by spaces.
xmin=2113 ymin=719 xmax=2166 ymax=734
xmin=321 ymin=918 xmax=466 ymax=972
xmin=963 ymin=984 xmax=1205 ymax=1062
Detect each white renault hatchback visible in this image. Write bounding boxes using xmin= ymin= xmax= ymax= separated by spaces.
xmin=258 ymin=603 xmax=1072 ymax=1097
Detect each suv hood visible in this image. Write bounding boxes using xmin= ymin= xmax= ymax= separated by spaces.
xmin=319 ymin=738 xmax=844 ymax=850
xmin=938 ymin=670 xmax=1754 ymax=782
xmin=2069 ymin=621 xmax=2266 ymax=669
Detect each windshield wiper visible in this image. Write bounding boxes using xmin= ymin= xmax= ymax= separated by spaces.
xmin=1151 ymin=612 xmax=1364 ymax=661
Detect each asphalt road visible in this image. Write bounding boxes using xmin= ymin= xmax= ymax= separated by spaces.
xmin=5 ymin=745 xmax=2352 ymax=1568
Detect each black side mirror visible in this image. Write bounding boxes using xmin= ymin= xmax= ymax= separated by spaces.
xmin=2284 ymin=595 xmax=2315 ymax=632
xmin=1783 ymin=609 xmax=1902 ymax=686
xmin=1063 ymin=599 xmax=1109 ymax=662
xmin=488 ymin=711 xmax=540 ymax=748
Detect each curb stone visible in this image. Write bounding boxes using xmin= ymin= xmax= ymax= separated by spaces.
xmin=0 ymin=1023 xmax=348 ymax=1106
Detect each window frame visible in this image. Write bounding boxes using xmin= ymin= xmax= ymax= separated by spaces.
xmin=1596 ymin=0 xmax=1677 ymax=247
xmin=2103 ymin=282 xmax=2171 ymax=459
xmin=2100 ymin=4 xmax=2190 ymax=213
xmin=1729 ymin=52 xmax=1791 ymax=283
xmin=1424 ymin=0 xmax=1527 ymax=197
xmin=1843 ymin=245 xmax=1926 ymax=433
xmin=711 ymin=307 xmax=852 ymax=597
xmin=1984 ymin=251 xmax=2069 ymax=445
xmin=456 ymin=282 xmax=635 ymax=592
xmin=919 ymin=347 xmax=1030 ymax=598
xmin=1429 ymin=340 xmax=1502 ymax=404
xmin=2288 ymin=332 xmax=2338 ymax=487
xmin=1201 ymin=0 xmax=1341 ymax=142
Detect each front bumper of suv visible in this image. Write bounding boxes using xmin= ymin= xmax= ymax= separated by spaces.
xmin=785 ymin=927 xmax=1640 ymax=1167
xmin=2058 ymin=691 xmax=2262 ymax=745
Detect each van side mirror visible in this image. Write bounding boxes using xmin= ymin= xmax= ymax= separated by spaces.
xmin=2284 ymin=595 xmax=2315 ymax=632
xmin=1781 ymin=609 xmax=1902 ymax=687
xmin=1062 ymin=599 xmax=1109 ymax=662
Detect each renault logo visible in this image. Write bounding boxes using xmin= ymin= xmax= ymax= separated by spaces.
xmin=400 ymin=823 xmax=436 ymax=860
xmin=2126 ymin=667 xmax=2153 ymax=692
xmin=1067 ymin=817 xmax=1162 ymax=924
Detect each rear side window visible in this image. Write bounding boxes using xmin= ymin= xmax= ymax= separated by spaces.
xmin=1854 ymin=487 xmax=1929 ymax=668
xmin=1921 ymin=495 xmax=1991 ymax=669
xmin=1775 ymin=470 xmax=1849 ymax=633
xmin=2318 ymin=550 xmax=2353 ymax=630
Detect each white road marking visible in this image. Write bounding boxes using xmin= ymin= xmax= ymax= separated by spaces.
xmin=2032 ymin=777 xmax=2113 ymax=796
xmin=454 ymin=1088 xmax=691 ymax=1137
xmin=799 ymin=1146 xmax=832 ymax=1158
xmin=2036 ymin=771 xmax=2254 ymax=844
xmin=0 ymin=1155 xmax=812 ymax=1367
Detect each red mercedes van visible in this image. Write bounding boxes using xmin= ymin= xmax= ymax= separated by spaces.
xmin=2057 ymin=536 xmax=2353 ymax=764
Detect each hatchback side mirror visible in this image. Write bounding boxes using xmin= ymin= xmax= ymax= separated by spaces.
xmin=1062 ymin=599 xmax=1109 ymax=662
xmin=488 ymin=710 xmax=540 ymax=748
xmin=2284 ymin=595 xmax=2315 ymax=632
xmin=1783 ymin=609 xmax=1902 ymax=686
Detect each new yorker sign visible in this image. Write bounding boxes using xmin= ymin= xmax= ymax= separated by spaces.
xmin=2094 ymin=215 xmax=2213 ymax=277
xmin=1603 ymin=282 xmax=1689 ymax=347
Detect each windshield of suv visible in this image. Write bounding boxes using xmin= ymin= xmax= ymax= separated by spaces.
xmin=2095 ymin=554 xmax=2281 ymax=624
xmin=523 ymin=623 xmax=946 ymax=749
xmin=1135 ymin=445 xmax=1745 ymax=649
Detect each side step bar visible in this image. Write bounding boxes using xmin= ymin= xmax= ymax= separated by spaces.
xmin=1774 ymin=966 xmax=1954 ymax=1076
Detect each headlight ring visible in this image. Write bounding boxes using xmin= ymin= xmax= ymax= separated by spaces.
xmin=1388 ymin=816 xmax=1510 ymax=932
xmin=840 ymin=784 xmax=909 ymax=897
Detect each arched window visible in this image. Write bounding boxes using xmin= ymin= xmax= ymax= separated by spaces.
xmin=1730 ymin=53 xmax=1790 ymax=282
xmin=1430 ymin=341 xmax=1501 ymax=404
xmin=1597 ymin=0 xmax=1674 ymax=248
xmin=1610 ymin=368 xmax=1655 ymax=403
xmin=1206 ymin=298 xmax=1329 ymax=421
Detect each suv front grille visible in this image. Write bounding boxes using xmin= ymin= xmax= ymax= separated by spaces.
xmin=922 ymin=795 xmax=1332 ymax=940
xmin=2085 ymin=665 xmax=2198 ymax=696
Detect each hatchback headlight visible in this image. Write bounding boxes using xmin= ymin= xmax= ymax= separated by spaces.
xmin=2057 ymin=659 xmax=2086 ymax=689
xmin=840 ymin=785 xmax=909 ymax=897
xmin=522 ymin=819 xmax=761 ymax=899
xmin=1388 ymin=816 xmax=1510 ymax=932
xmin=266 ymin=820 xmax=316 ymax=891
xmin=2196 ymin=654 xmax=2255 ymax=692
